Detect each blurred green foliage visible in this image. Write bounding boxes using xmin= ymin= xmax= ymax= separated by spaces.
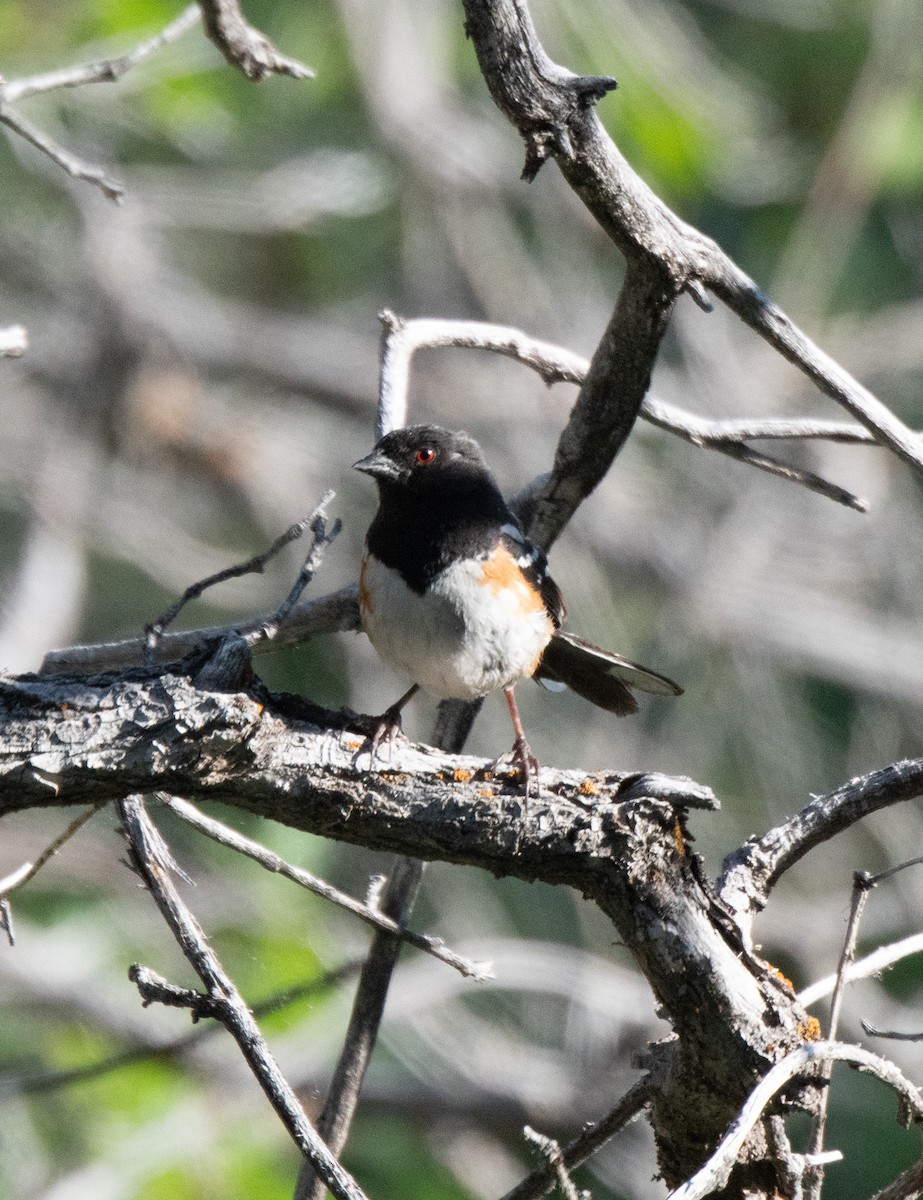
xmin=1 ymin=1 xmax=922 ymax=1198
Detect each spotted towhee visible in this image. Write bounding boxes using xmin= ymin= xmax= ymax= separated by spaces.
xmin=353 ymin=425 xmax=682 ymax=795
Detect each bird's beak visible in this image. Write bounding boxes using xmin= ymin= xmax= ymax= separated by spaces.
xmin=352 ymin=450 xmax=400 ymax=480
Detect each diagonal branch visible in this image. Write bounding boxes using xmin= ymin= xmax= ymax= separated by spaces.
xmin=666 ymin=1041 xmax=923 ymax=1200
xmin=461 ymin=0 xmax=923 ymax=478
xmin=293 ymin=858 xmax=423 ymax=1200
xmin=0 ymin=5 xmax=201 ymax=201
xmin=500 ymin=1076 xmax=653 ymax=1200
xmin=118 ymin=795 xmax=368 ymax=1200
xmin=161 ymin=794 xmax=488 ymax=979
xmin=197 ymin=0 xmax=314 ymax=81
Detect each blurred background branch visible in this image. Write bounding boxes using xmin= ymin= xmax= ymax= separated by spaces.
xmin=1 ymin=0 xmax=922 ymax=1197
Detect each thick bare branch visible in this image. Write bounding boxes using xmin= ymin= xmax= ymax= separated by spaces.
xmin=0 ymin=653 xmax=831 ymax=1186
xmin=870 ymin=1157 xmax=923 ymax=1200
xmin=461 ymin=0 xmax=923 ymax=478
xmin=197 ymin=0 xmax=313 ymax=81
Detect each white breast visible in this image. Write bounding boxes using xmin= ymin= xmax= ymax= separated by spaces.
xmin=360 ymin=553 xmax=553 ymax=701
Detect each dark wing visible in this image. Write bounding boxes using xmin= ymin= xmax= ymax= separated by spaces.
xmin=536 ymin=630 xmax=683 ymax=716
xmin=499 ymin=522 xmax=565 ymax=628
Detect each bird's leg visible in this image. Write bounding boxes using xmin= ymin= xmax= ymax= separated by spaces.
xmin=500 ymin=685 xmax=540 ymax=802
xmin=361 ymin=683 xmax=419 ymax=765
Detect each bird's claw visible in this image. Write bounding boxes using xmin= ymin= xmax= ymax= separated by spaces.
xmin=490 ymin=735 xmax=541 ymax=802
xmin=353 ymin=705 xmax=406 ymax=768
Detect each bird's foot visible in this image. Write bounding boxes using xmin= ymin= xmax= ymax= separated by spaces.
xmin=490 ymin=735 xmax=541 ymax=801
xmin=353 ymin=703 xmax=407 ymax=768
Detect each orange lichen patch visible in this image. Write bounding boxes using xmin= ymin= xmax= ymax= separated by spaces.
xmin=452 ymin=768 xmax=472 ymax=783
xmin=479 ymin=548 xmax=546 ymax=610
xmin=769 ymin=966 xmax=795 ymax=991
xmin=344 ymin=739 xmax=363 ymax=751
xmin=578 ymin=778 xmax=599 ymax=796
xmin=798 ymin=1016 xmax=823 ymax=1042
xmin=358 ymin=559 xmax=373 ymax=618
xmin=477 ymin=789 xmax=494 ymax=797
xmin=674 ymin=819 xmax=686 ymax=856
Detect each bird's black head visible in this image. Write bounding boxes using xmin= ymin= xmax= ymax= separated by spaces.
xmin=352 ymin=425 xmax=489 ymax=493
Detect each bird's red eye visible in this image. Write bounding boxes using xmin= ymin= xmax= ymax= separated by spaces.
xmin=415 ymin=447 xmax=436 ymax=465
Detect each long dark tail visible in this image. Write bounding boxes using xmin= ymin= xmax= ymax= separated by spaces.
xmin=535 ymin=631 xmax=682 ymax=716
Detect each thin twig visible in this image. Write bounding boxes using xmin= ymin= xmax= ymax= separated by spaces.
xmin=160 ymin=795 xmax=490 ymax=979
xmin=294 ymin=859 xmax=424 ymax=1200
xmin=144 ymin=491 xmax=337 ymax=658
xmin=2 ymin=6 xmax=201 ymax=103
xmin=804 ymin=872 xmax=874 ymax=1198
xmin=0 ymin=5 xmax=201 ymax=200
xmin=376 ymin=313 xmax=870 ymax=510
xmin=666 ymin=1041 xmax=922 ymax=1200
xmin=499 ymin=1070 xmax=652 ymax=1199
xmin=0 ymin=105 xmax=124 ymax=200
xmin=243 ymin=500 xmax=342 ymax=647
xmin=1 ymin=960 xmax=363 ymax=1095
xmin=522 ymin=1128 xmax=584 ymax=1200
xmin=118 ymin=795 xmax=369 ymax=1200
xmin=862 ymin=1022 xmax=923 ymax=1044
xmin=799 ymin=931 xmax=923 ymax=1008
xmin=42 ymin=583 xmax=361 ymax=676
xmin=0 ymin=802 xmax=105 ymax=944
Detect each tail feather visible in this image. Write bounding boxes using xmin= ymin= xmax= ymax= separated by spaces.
xmin=535 ymin=631 xmax=682 ymax=717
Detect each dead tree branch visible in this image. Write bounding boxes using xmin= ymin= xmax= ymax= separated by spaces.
xmin=378 ymin=312 xmax=871 ymax=510
xmin=799 ymin=931 xmax=923 ymax=1009
xmin=161 ymin=795 xmax=487 ymax=979
xmin=145 ymin=491 xmax=339 ymax=657
xmin=0 ymin=648 xmax=832 ymax=1188
xmin=294 ymin=858 xmax=424 ymax=1200
xmin=0 ymin=6 xmax=201 ymax=200
xmin=197 ymin=0 xmax=313 ymax=81
xmin=462 ymin=0 xmax=923 ymax=478
xmin=118 ymin=794 xmax=368 ymax=1200
xmin=667 ymin=1041 xmax=922 ymax=1200
xmin=500 ymin=1076 xmax=653 ymax=1200
xmin=718 ymin=760 xmax=923 ymax=933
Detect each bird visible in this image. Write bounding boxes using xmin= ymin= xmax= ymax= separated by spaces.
xmin=353 ymin=424 xmax=681 ymax=796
